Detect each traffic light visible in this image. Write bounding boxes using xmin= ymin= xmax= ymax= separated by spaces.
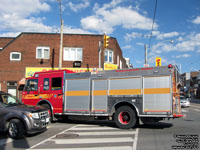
xmin=104 ymin=34 xmax=110 ymax=48
xmin=155 ymin=57 xmax=162 ymax=66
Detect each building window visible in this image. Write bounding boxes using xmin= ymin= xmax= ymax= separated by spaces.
xmin=105 ymin=50 xmax=113 ymax=63
xmin=36 ymin=46 xmax=50 ymax=59
xmin=63 ymin=47 xmax=83 ymax=61
xmin=10 ymin=52 xmax=21 ymax=61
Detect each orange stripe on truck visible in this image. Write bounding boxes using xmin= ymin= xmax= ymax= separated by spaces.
xmin=65 ymin=91 xmax=89 ymax=96
xmin=93 ymin=90 xmax=107 ymax=96
xmin=144 ymin=88 xmax=170 ymax=94
xmin=109 ymin=89 xmax=141 ymax=96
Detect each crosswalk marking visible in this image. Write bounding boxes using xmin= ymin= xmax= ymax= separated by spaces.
xmin=27 ymin=146 xmax=133 ymax=150
xmin=190 ymin=105 xmax=200 ymax=109
xmin=28 ymin=124 xmax=138 ymax=150
xmin=0 ymin=138 xmax=13 ymax=146
xmin=193 ymin=108 xmax=200 ymax=112
xmin=28 ymin=124 xmax=79 ymax=149
xmin=50 ymin=137 xmax=133 ymax=144
xmin=181 ymin=109 xmax=188 ymax=112
xmin=66 ymin=130 xmax=137 ymax=135
xmin=70 ymin=127 xmax=122 ymax=130
xmin=182 ymin=107 xmax=200 ymax=112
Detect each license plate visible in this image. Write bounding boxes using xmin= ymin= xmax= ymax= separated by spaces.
xmin=46 ymin=118 xmax=49 ymax=123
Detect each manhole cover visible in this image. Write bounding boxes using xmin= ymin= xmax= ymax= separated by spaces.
xmin=56 ymin=133 xmax=79 ymax=139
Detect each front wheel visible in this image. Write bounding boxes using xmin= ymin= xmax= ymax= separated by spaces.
xmin=114 ymin=106 xmax=138 ymax=129
xmin=8 ymin=119 xmax=25 ymax=139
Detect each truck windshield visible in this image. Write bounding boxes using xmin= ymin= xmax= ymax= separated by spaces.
xmin=0 ymin=94 xmax=22 ymax=107
xmin=24 ymin=79 xmax=38 ymax=91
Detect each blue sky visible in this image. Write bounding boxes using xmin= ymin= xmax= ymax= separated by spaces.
xmin=0 ymin=0 xmax=200 ymax=73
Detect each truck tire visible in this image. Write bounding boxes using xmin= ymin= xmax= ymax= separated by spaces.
xmin=8 ymin=119 xmax=25 ymax=139
xmin=114 ymin=106 xmax=138 ymax=129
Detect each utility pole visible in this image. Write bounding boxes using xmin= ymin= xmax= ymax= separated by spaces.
xmin=144 ymin=44 xmax=149 ymax=67
xmin=144 ymin=40 xmax=173 ymax=67
xmin=58 ymin=0 xmax=63 ymax=70
xmin=99 ymin=41 xmax=102 ymax=69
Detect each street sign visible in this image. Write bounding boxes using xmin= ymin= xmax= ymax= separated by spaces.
xmin=156 ymin=57 xmax=161 ymax=66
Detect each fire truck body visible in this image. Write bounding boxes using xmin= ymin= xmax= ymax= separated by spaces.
xmin=22 ymin=65 xmax=182 ymax=129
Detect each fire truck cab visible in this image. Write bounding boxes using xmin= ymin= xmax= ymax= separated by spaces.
xmin=22 ymin=65 xmax=183 ymax=129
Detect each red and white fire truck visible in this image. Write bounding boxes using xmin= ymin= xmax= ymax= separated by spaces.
xmin=22 ymin=65 xmax=183 ymax=129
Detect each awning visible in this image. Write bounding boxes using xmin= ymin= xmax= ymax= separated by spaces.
xmin=19 ymin=78 xmax=25 ymax=85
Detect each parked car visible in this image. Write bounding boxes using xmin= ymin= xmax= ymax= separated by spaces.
xmin=180 ymin=96 xmax=190 ymax=108
xmin=0 ymin=91 xmax=49 ymax=139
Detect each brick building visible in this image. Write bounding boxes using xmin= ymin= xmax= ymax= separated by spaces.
xmin=0 ymin=32 xmax=128 ymax=97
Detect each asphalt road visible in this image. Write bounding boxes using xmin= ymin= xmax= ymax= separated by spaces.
xmin=0 ymin=101 xmax=200 ymax=150
xmin=137 ymin=102 xmax=200 ymax=150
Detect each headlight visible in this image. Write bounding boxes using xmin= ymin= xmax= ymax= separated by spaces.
xmin=28 ymin=113 xmax=40 ymax=119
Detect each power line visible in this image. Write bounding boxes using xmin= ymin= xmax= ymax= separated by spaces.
xmin=148 ymin=0 xmax=158 ymax=50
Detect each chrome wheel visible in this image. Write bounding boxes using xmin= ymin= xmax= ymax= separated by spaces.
xmin=9 ymin=122 xmax=18 ymax=138
xmin=8 ymin=119 xmax=24 ymax=139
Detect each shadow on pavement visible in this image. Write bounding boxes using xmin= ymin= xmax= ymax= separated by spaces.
xmin=0 ymin=130 xmax=47 ymax=150
xmin=0 ymin=136 xmax=30 ymax=150
xmin=139 ymin=122 xmax=173 ymax=129
xmin=57 ymin=118 xmax=173 ymax=130
xmin=58 ymin=119 xmax=117 ymax=128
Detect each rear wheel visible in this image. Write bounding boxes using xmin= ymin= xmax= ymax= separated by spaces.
xmin=114 ymin=106 xmax=138 ymax=129
xmin=8 ymin=119 xmax=25 ymax=139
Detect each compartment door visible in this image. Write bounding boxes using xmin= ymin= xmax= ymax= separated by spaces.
xmin=64 ymin=78 xmax=91 ymax=114
xmin=143 ymin=75 xmax=172 ymax=114
xmin=92 ymin=79 xmax=108 ymax=113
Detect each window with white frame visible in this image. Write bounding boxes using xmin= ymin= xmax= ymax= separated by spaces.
xmin=36 ymin=46 xmax=50 ymax=59
xmin=104 ymin=49 xmax=113 ymax=63
xmin=63 ymin=47 xmax=83 ymax=61
xmin=10 ymin=52 xmax=21 ymax=61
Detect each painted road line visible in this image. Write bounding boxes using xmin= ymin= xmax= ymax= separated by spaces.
xmin=193 ymin=108 xmax=200 ymax=112
xmin=133 ymin=128 xmax=139 ymax=150
xmin=26 ymin=146 xmax=133 ymax=150
xmin=70 ymin=127 xmax=122 ymax=130
xmin=190 ymin=105 xmax=200 ymax=109
xmin=50 ymin=137 xmax=133 ymax=144
xmin=67 ymin=130 xmax=137 ymax=136
xmin=0 ymin=138 xmax=13 ymax=146
xmin=27 ymin=124 xmax=139 ymax=150
xmin=28 ymin=125 xmax=79 ymax=149
xmin=181 ymin=109 xmax=188 ymax=112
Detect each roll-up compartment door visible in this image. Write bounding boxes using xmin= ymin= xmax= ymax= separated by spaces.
xmin=92 ymin=79 xmax=108 ymax=113
xmin=143 ymin=75 xmax=172 ymax=114
xmin=64 ymin=78 xmax=90 ymax=113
